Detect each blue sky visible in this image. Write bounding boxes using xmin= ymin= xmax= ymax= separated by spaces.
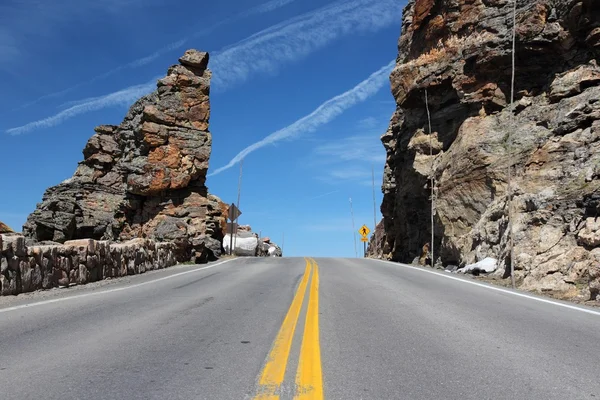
xmin=0 ymin=0 xmax=403 ymax=257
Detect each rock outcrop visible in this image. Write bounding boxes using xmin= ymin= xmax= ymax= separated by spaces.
xmin=366 ymin=220 xmax=389 ymax=259
xmin=377 ymin=0 xmax=600 ymax=300
xmin=23 ymin=50 xmax=227 ymax=263
xmin=0 ymin=221 xmax=13 ymax=234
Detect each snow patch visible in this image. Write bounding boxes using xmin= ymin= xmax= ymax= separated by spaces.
xmin=223 ymin=234 xmax=258 ymax=256
xmin=456 ymin=257 xmax=498 ymax=274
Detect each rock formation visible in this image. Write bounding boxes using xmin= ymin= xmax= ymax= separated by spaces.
xmin=0 ymin=221 xmax=13 ymax=234
xmin=367 ymin=220 xmax=389 ymax=259
xmin=376 ymin=0 xmax=600 ymax=300
xmin=23 ymin=50 xmax=227 ymax=263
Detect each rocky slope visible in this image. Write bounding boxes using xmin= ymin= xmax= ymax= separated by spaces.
xmin=23 ymin=50 xmax=227 ymax=263
xmin=0 ymin=222 xmax=13 ymax=234
xmin=374 ymin=0 xmax=600 ymax=300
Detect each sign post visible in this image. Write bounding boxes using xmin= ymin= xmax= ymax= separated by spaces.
xmin=228 ymin=204 xmax=242 ymax=256
xmin=358 ymin=225 xmax=371 ymax=258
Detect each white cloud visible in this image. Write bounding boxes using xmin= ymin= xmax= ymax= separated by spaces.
xmin=311 ymin=135 xmax=387 ymax=186
xmin=210 ymin=0 xmax=402 ymax=89
xmin=357 ymin=116 xmax=379 ymax=130
xmin=314 ymin=135 xmax=385 ymax=164
xmin=329 ymin=168 xmax=372 ymax=180
xmin=317 ymin=166 xmax=382 ymax=187
xmin=208 ymin=60 xmax=395 ymax=176
xmin=7 ymin=78 xmax=159 ymax=135
xmin=244 ymin=0 xmax=297 ymax=15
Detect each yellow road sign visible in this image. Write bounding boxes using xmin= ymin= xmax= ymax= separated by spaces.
xmin=360 ymin=237 xmax=369 ymax=242
xmin=358 ymin=225 xmax=370 ymax=237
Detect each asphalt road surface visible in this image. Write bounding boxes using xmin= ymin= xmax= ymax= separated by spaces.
xmin=1 ymin=257 xmax=599 ymax=400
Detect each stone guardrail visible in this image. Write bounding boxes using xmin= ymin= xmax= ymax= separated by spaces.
xmin=0 ymin=234 xmax=178 ymax=296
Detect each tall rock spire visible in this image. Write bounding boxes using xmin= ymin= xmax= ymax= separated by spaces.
xmin=23 ymin=49 xmax=227 ymax=262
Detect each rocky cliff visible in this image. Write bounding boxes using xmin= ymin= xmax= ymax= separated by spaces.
xmin=23 ymin=50 xmax=227 ymax=263
xmin=376 ymin=0 xmax=600 ymax=300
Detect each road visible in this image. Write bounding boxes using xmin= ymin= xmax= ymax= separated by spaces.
xmin=1 ymin=257 xmax=599 ymax=399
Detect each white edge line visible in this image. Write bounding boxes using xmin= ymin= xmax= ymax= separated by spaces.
xmin=0 ymin=258 xmax=238 ymax=314
xmin=370 ymin=259 xmax=600 ymax=317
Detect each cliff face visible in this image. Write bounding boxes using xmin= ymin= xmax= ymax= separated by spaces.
xmin=23 ymin=50 xmax=227 ymax=262
xmin=378 ymin=0 xmax=600 ymax=299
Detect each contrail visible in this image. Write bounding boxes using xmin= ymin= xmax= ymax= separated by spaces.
xmin=6 ymin=78 xmax=159 ymax=135
xmin=210 ymin=0 xmax=401 ymax=89
xmin=12 ymin=0 xmax=298 ymax=111
xmin=308 ymin=190 xmax=341 ymax=201
xmin=7 ymin=0 xmax=401 ymax=135
xmin=208 ymin=60 xmax=396 ymax=176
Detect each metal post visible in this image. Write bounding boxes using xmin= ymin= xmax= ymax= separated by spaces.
xmin=508 ymin=0 xmax=517 ymax=289
xmin=372 ymin=165 xmax=378 ymax=234
xmin=229 ymin=207 xmax=234 ymax=256
xmin=350 ymin=198 xmax=358 ymax=258
xmin=425 ymin=88 xmax=434 ymax=267
xmin=364 ymin=241 xmax=367 ymax=258
xmin=233 ymin=159 xmax=244 ymax=255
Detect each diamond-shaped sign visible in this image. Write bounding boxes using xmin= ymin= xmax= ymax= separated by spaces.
xmin=228 ymin=203 xmax=242 ymax=221
xmin=358 ymin=225 xmax=370 ymax=237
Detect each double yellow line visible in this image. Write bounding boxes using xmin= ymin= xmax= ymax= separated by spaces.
xmin=254 ymin=258 xmax=323 ymax=400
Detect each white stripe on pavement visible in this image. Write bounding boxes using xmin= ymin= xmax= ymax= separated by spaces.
xmin=371 ymin=259 xmax=600 ymax=317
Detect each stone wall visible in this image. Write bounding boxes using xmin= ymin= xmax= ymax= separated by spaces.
xmin=0 ymin=234 xmax=177 ymax=296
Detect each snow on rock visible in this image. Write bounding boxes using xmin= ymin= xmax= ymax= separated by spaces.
xmin=223 ymin=233 xmax=258 ymax=257
xmin=456 ymin=257 xmax=498 ymax=274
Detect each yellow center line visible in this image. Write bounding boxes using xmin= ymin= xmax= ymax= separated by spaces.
xmin=294 ymin=258 xmax=323 ymax=399
xmin=254 ymin=258 xmax=312 ymax=400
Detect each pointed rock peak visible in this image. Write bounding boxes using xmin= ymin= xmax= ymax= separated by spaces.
xmin=179 ymin=49 xmax=209 ymax=70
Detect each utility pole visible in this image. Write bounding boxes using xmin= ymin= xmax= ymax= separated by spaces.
xmin=372 ymin=165 xmax=378 ymax=234
xmin=349 ymin=197 xmax=358 ymax=258
xmin=507 ymin=0 xmax=517 ymax=289
xmin=232 ymin=159 xmax=244 ymax=255
xmin=229 ymin=203 xmax=234 ymax=256
xmin=425 ymin=88 xmax=434 ymax=268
